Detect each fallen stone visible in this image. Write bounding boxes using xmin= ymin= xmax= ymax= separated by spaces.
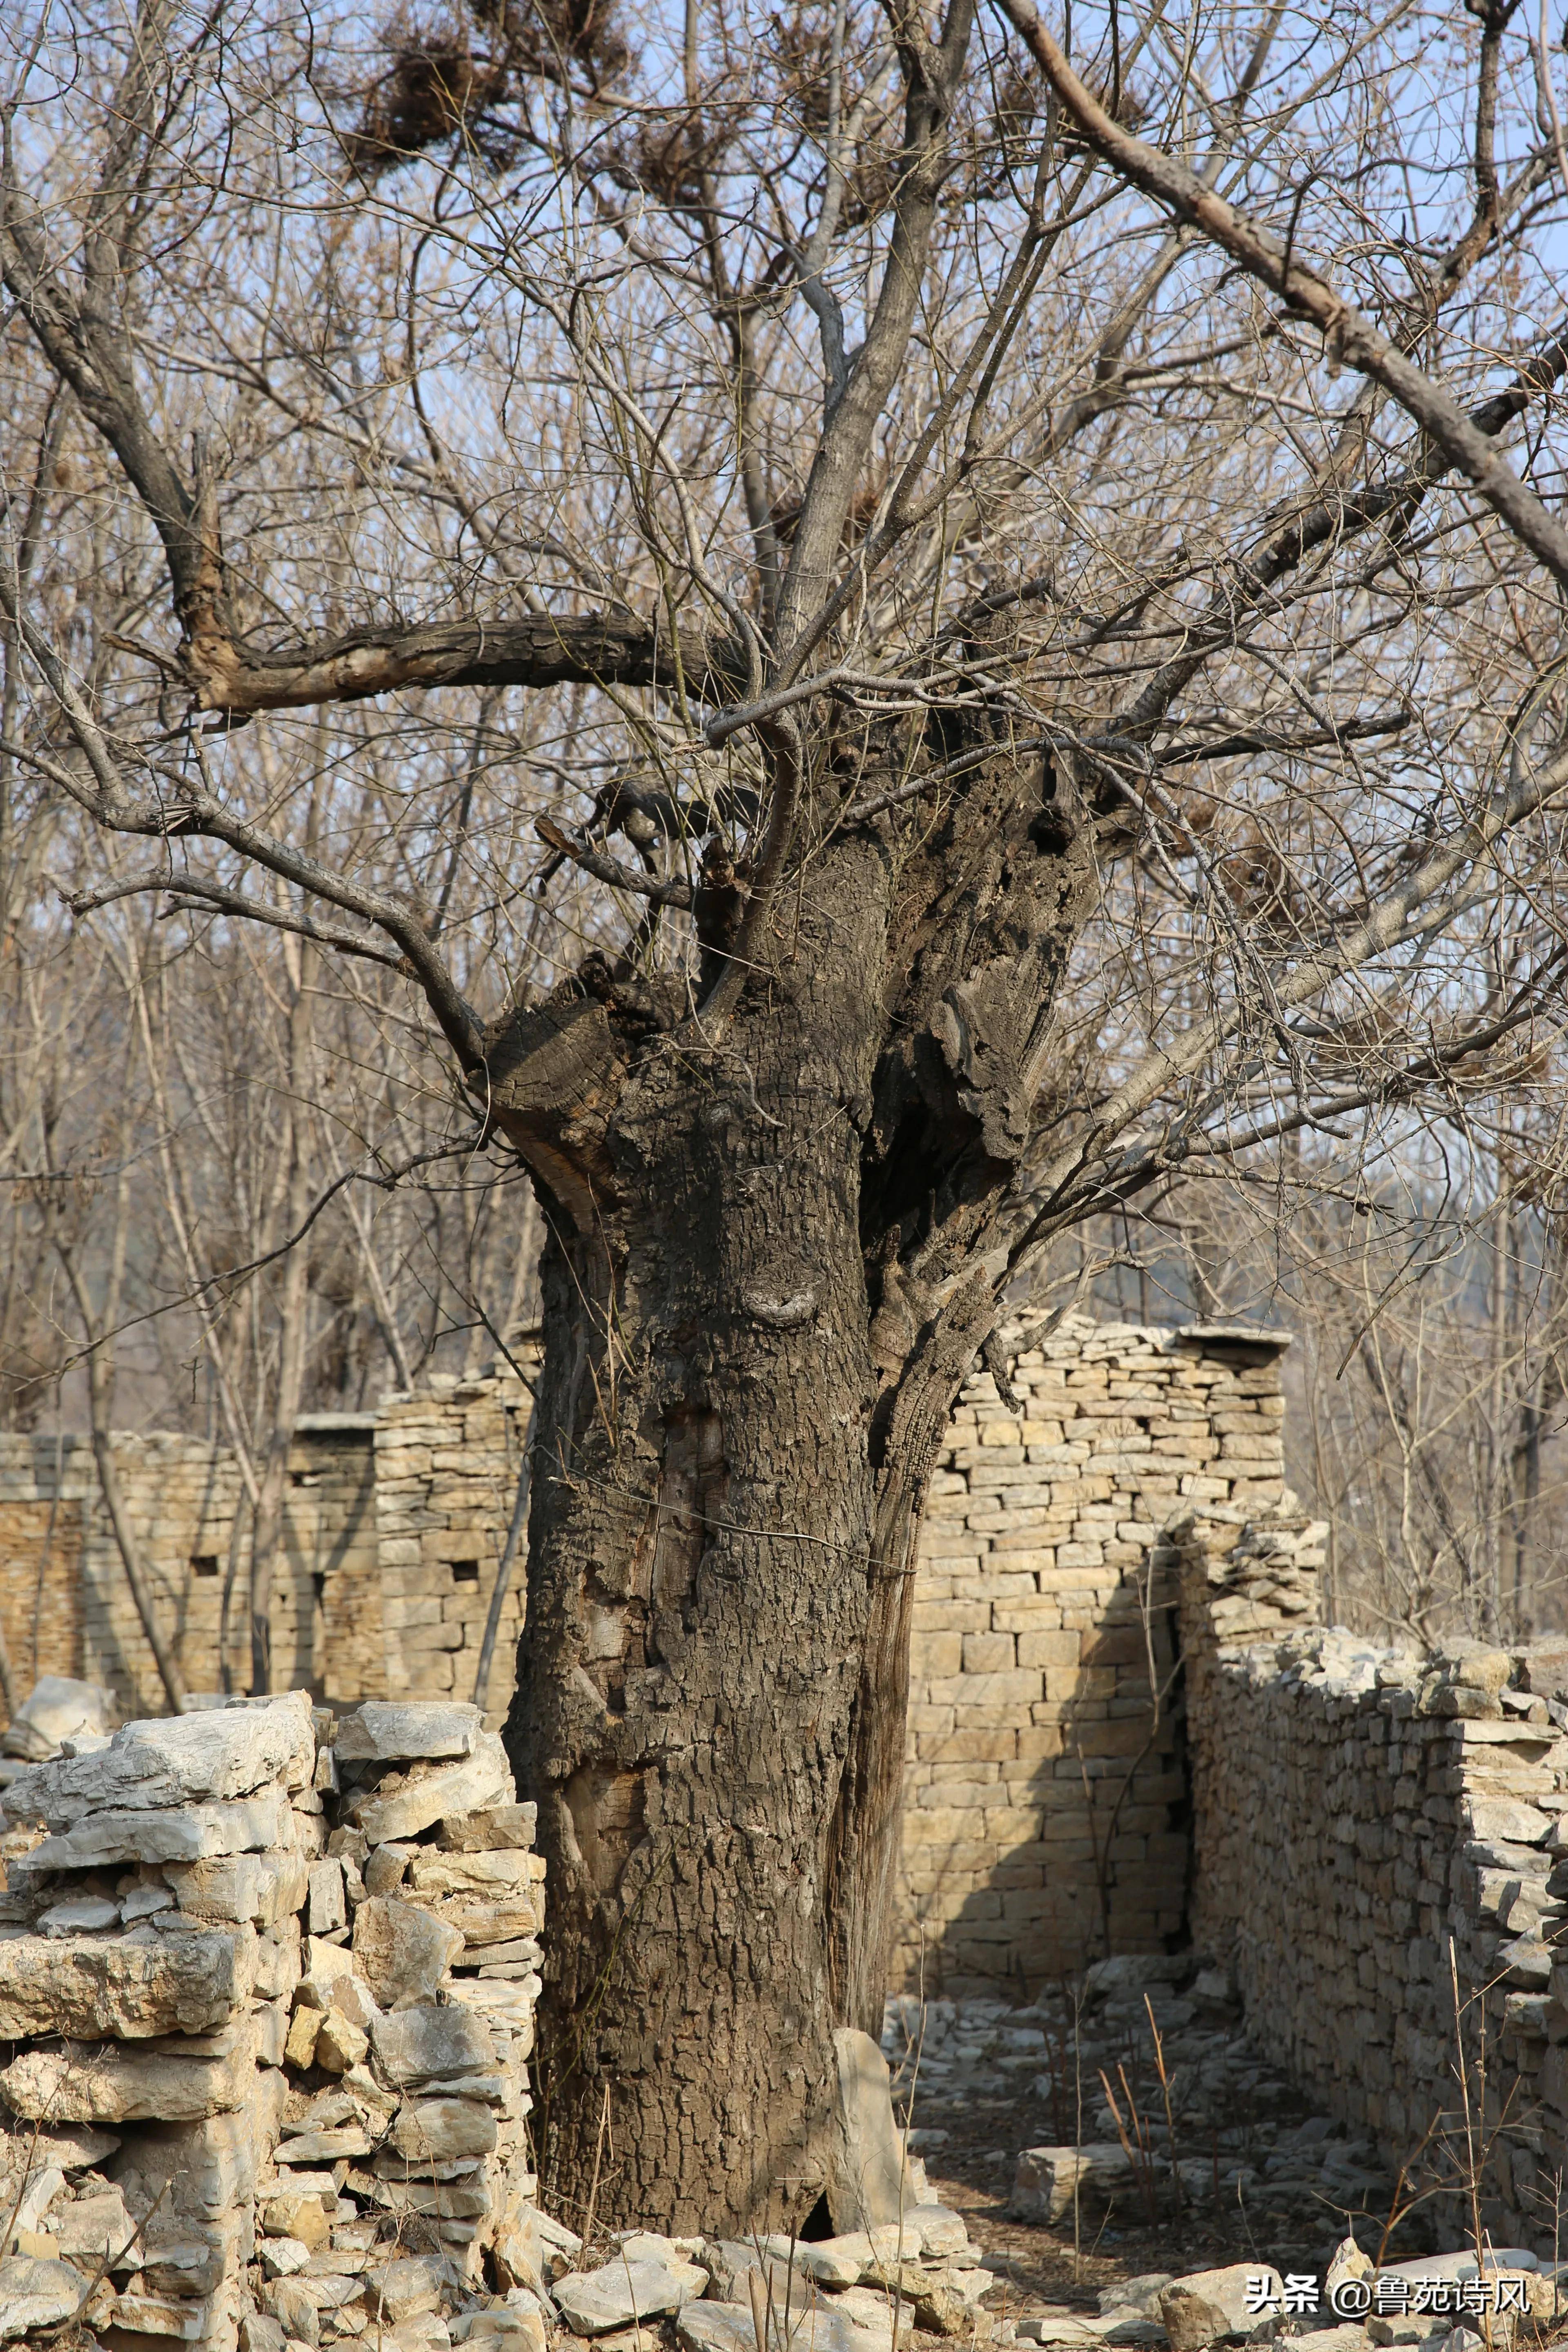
xmin=617 ymin=2233 xmax=706 ymax=2271
xmin=388 ymin=2098 xmax=497 ymax=2163
xmin=393 ymin=2315 xmax=453 ymax=2352
xmin=372 ymin=2003 xmax=498 ymax=2088
xmin=435 ymin=1806 xmax=538 ymax=1852
xmin=4 ymin=1691 xmax=313 ymax=1823
xmin=830 ymin=2286 xmax=915 ymax=2345
xmin=353 ymin=1901 xmax=466 ymax=2010
xmin=0 ymin=1924 xmax=255 ymax=2038
xmin=680 ymin=2311 xmax=764 ymax=2352
xmin=907 ymin=2206 xmax=967 ymax=2258
xmin=1015 ymin=2322 xmax=1105 ymax=2346
xmin=556 ymin=2260 xmax=709 ymax=2334
xmin=346 ymin=1740 xmax=513 ymax=1846
xmin=679 ymin=2300 xmax=869 ymax=2352
xmin=701 ymin=2245 xmax=828 ymax=2310
xmin=762 ymin=2236 xmax=862 ymax=2288
xmin=337 ymin=1706 xmax=482 ymax=1764
xmin=453 ymin=2312 xmax=546 ymax=2352
xmin=880 ymin=2267 xmax=977 ymax=2338
xmin=0 ymin=2254 xmax=92 ymax=2338
xmin=1010 ymin=2145 xmax=1133 ymax=2224
xmin=1096 ymin=2279 xmax=1172 ymax=2321
xmin=1159 ymin=2266 xmax=1285 ymax=2351
xmin=1 ymin=1676 xmax=114 ymax=1764
xmin=827 ymin=2029 xmax=916 ymax=2235
xmin=241 ymin=2314 xmax=288 ymax=2352
xmin=25 ymin=1791 xmax=290 ymax=1869
xmin=0 ymin=2020 xmax=256 ymax=2122
xmin=1290 ymin=2332 xmax=1370 ymax=2352
xmin=1327 ymin=2243 xmax=1373 ymax=2299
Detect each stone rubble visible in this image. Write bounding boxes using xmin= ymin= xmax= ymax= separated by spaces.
xmin=883 ymin=1969 xmax=1405 ymax=2233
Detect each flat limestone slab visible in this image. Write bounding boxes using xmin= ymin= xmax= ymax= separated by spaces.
xmin=388 ymin=2098 xmax=497 ymax=2163
xmin=336 ymin=1705 xmax=481 ymax=1763
xmin=404 ymin=1851 xmax=537 ymax=1896
xmin=677 ymin=2301 xmax=872 ymax=2352
xmin=4 ymin=1691 xmax=313 ymax=1824
xmin=410 ymin=1890 xmax=542 ymax=1949
xmin=0 ymin=1926 xmax=254 ymax=2040
xmin=347 ymin=1739 xmax=513 ymax=1846
xmin=0 ymin=2019 xmax=256 ymax=2123
xmin=371 ymin=2002 xmax=498 ymax=2089
xmin=25 ymin=1792 xmax=291 ymax=1869
xmin=553 ymin=2259 xmax=708 ymax=2335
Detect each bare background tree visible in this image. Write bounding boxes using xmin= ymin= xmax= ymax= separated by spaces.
xmin=7 ymin=0 xmax=1568 ymax=2231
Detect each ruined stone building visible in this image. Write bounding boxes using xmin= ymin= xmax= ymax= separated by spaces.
xmin=5 ymin=1316 xmax=1568 ymax=2265
xmin=0 ymin=1313 xmax=1290 ymax=1995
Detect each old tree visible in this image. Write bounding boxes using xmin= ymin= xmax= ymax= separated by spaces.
xmin=8 ymin=0 xmax=1568 ymax=2228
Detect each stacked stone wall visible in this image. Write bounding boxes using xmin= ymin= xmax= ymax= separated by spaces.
xmin=0 ymin=1694 xmax=545 ymax=2351
xmin=0 ymin=1374 xmax=526 ymax=1727
xmin=0 ymin=1327 xmax=1289 ymax=1991
xmin=1178 ymin=1509 xmax=1568 ymax=2252
xmin=896 ymin=1316 xmax=1290 ymax=1994
xmin=374 ymin=1384 xmax=529 ymax=1714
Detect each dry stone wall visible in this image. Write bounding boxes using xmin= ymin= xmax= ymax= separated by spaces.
xmin=0 ymin=1327 xmax=1291 ymax=1992
xmin=897 ymin=1315 xmax=1290 ymax=1993
xmin=0 ymin=1694 xmax=545 ymax=2352
xmin=0 ymin=1376 xmax=527 ymax=1727
xmin=1177 ymin=1508 xmax=1568 ymax=2254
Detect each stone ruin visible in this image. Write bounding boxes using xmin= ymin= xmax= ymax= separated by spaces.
xmin=8 ymin=1316 xmax=1568 ymax=2352
xmin=0 ymin=1316 xmax=1296 ymax=1993
xmin=0 ymin=1693 xmax=544 ymax=2352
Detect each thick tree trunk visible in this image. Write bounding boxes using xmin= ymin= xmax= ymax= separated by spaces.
xmin=502 ymin=839 xmax=907 ymax=2233
xmin=497 ymin=736 xmax=1093 ymax=2230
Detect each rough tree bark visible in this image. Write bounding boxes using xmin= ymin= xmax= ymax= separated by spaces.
xmin=499 ymin=734 xmax=1094 ymax=2228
